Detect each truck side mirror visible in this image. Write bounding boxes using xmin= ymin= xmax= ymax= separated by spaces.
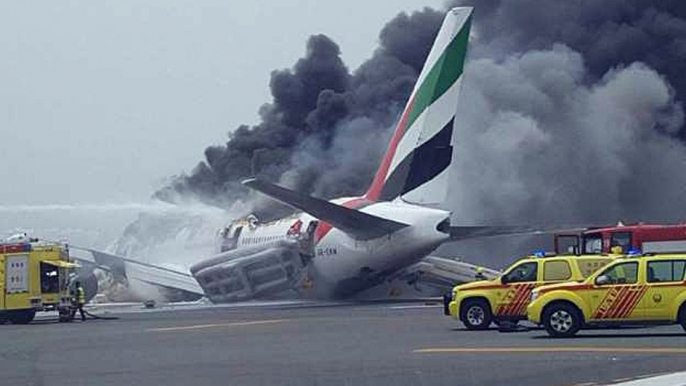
xmin=500 ymin=275 xmax=509 ymax=285
xmin=595 ymin=275 xmax=610 ymax=286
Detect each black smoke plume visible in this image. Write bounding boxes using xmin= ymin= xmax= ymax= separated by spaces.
xmin=155 ymin=2 xmax=685 ymax=267
xmin=155 ymin=8 xmax=444 ymax=215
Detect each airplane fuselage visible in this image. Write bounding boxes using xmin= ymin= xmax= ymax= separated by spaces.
xmin=220 ymin=197 xmax=451 ymax=298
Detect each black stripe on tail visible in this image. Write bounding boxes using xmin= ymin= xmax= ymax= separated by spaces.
xmin=379 ymin=117 xmax=454 ymax=201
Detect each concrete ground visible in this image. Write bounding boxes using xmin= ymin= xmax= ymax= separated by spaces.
xmin=3 ymin=302 xmax=686 ymax=386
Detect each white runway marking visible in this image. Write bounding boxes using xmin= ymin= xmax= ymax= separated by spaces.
xmin=389 ymin=305 xmax=442 ymax=310
xmin=602 ymin=371 xmax=686 ymax=386
xmin=147 ymin=319 xmax=287 ymax=332
xmin=415 ymin=347 xmax=686 ymax=354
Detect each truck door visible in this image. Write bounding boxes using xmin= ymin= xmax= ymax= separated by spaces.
xmin=588 ymin=261 xmax=643 ymax=320
xmin=642 ymin=259 xmax=686 ymax=320
xmin=0 ymin=255 xmax=4 ymax=309
xmin=40 ymin=262 xmax=60 ymax=293
xmin=496 ymin=261 xmax=538 ymax=317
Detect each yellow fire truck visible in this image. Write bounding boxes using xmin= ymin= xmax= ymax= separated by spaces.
xmin=0 ymin=236 xmax=79 ymax=324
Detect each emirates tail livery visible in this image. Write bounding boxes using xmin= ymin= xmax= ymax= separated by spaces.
xmin=189 ymin=8 xmax=495 ymax=302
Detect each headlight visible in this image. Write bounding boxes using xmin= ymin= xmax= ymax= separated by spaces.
xmin=530 ymin=290 xmax=539 ymax=302
xmin=452 ymin=290 xmax=458 ymax=301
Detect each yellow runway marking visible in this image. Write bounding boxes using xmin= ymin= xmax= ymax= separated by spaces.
xmin=147 ymin=319 xmax=287 ymax=332
xmin=414 ymin=347 xmax=686 ymax=354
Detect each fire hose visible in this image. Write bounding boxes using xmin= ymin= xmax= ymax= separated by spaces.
xmin=83 ymin=309 xmax=119 ymax=320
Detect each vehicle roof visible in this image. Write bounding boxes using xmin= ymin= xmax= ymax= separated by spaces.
xmin=623 ymin=253 xmax=686 ymax=260
xmin=586 ymin=254 xmax=686 ymax=266
xmin=584 ymin=223 xmax=686 ymax=233
xmin=517 ymin=254 xmax=615 ymax=263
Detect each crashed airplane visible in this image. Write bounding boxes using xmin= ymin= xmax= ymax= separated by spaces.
xmin=72 ymin=7 xmax=510 ymax=303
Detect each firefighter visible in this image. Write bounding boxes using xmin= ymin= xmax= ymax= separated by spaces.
xmin=73 ymin=281 xmax=86 ymax=322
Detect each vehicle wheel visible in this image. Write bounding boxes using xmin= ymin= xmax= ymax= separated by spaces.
xmin=460 ymin=299 xmax=492 ymax=330
xmin=679 ymin=303 xmax=686 ymax=332
xmin=542 ymin=303 xmax=581 ymax=338
xmin=8 ymin=310 xmax=36 ymax=325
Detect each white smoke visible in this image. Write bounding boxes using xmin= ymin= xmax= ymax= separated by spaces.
xmin=111 ymin=199 xmax=248 ymax=270
xmin=0 ymin=199 xmax=242 ymax=272
xmin=0 ymin=202 xmax=156 ymax=249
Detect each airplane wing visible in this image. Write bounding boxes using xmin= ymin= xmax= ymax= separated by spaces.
xmin=353 ymin=255 xmax=501 ymax=300
xmin=70 ymin=247 xmax=204 ymax=297
xmin=242 ymin=178 xmax=409 ymax=240
xmin=449 ymin=225 xmax=588 ymax=241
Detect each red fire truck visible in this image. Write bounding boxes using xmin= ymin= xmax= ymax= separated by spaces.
xmin=555 ymin=223 xmax=686 ymax=255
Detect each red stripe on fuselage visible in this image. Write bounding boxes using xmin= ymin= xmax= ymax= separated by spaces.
xmin=313 ymin=198 xmax=374 ymax=244
xmin=365 ymin=96 xmax=416 ymax=201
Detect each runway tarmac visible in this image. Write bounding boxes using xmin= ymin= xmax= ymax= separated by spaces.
xmin=3 ymin=301 xmax=686 ymax=386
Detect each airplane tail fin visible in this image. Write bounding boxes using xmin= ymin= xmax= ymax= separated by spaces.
xmin=365 ymin=7 xmax=472 ymax=205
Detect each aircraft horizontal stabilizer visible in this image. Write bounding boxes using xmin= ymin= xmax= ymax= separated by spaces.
xmin=242 ymin=178 xmax=409 ymax=240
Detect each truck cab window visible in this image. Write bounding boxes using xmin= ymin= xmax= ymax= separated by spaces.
xmin=583 ymin=234 xmax=603 ymax=254
xmin=555 ymin=235 xmax=580 ymax=255
xmin=610 ymin=232 xmax=632 ymax=253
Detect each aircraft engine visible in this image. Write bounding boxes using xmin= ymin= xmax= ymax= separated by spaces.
xmin=190 ymin=239 xmax=306 ymax=303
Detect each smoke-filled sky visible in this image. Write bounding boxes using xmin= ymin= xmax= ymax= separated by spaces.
xmin=0 ymin=0 xmax=441 ymax=206
xmin=447 ymin=0 xmax=686 ymax=224
xmin=3 ymin=0 xmax=686 ymax=266
xmin=161 ymin=0 xmax=686 ymax=224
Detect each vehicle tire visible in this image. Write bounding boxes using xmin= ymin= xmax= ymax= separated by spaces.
xmin=542 ymin=302 xmax=582 ymax=338
xmin=678 ymin=303 xmax=686 ymax=333
xmin=8 ymin=310 xmax=36 ymax=325
xmin=460 ymin=299 xmax=493 ymax=330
